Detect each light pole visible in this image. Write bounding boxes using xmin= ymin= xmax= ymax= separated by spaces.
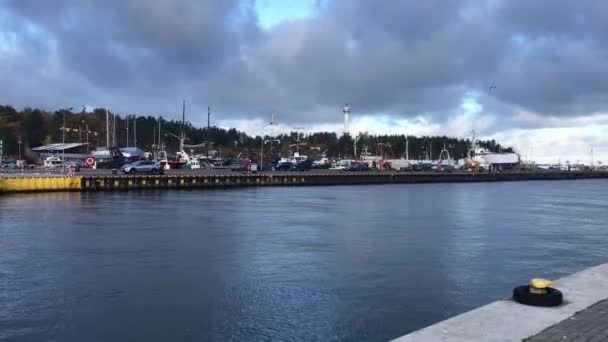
xmin=259 ymin=117 xmax=277 ymax=171
xmin=80 ymin=119 xmax=85 ymax=143
xmin=18 ymin=135 xmax=22 ymax=165
xmin=63 ymin=107 xmax=73 ymax=162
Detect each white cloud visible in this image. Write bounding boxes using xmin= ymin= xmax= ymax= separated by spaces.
xmin=488 ymin=125 xmax=608 ymax=164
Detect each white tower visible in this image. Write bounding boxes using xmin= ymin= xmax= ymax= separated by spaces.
xmin=343 ymin=103 xmax=351 ymax=135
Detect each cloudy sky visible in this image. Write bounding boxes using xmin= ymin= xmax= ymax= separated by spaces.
xmin=1 ymin=0 xmax=607 ymax=163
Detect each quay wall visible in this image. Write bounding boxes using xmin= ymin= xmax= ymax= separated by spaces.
xmin=0 ymin=175 xmax=82 ymax=192
xmin=0 ymin=171 xmax=607 ymax=194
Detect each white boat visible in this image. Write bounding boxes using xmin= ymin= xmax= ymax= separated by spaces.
xmin=43 ymin=156 xmax=63 ymax=168
xmin=472 ymin=147 xmax=519 ymax=165
xmin=313 ymin=157 xmax=330 ymax=167
xmin=330 ymin=159 xmax=352 ymax=170
xmin=189 ymin=158 xmax=201 ymax=169
xmin=277 ymin=151 xmax=308 ymax=166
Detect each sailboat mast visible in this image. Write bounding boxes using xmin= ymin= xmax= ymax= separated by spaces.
xmin=405 ymin=125 xmax=409 ymax=160
xmin=206 ymin=106 xmax=210 ymax=162
xmin=105 ymin=108 xmax=110 ymax=147
xmin=180 ymin=100 xmax=186 ymax=152
xmin=112 ymin=114 xmax=116 ymax=146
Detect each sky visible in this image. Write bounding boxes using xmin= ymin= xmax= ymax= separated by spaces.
xmin=1 ymin=0 xmax=607 ymax=163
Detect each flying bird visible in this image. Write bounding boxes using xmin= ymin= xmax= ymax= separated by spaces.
xmin=489 ymin=85 xmax=497 ymax=92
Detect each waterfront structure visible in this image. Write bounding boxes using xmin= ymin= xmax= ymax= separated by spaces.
xmin=1 ymin=171 xmax=608 ymax=194
xmin=343 ymin=104 xmax=351 ymax=136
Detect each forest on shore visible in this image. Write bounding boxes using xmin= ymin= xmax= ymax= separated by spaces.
xmin=0 ymin=104 xmax=512 ymax=161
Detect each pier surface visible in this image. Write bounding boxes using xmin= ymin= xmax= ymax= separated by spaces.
xmin=526 ymin=299 xmax=608 ymax=341
xmin=1 ymin=170 xmax=607 ymax=194
xmin=392 ymin=262 xmax=608 ymax=342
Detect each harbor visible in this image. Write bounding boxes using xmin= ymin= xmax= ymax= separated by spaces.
xmin=1 ymin=170 xmax=608 ymax=194
xmin=2 ymin=2 xmax=608 ymax=340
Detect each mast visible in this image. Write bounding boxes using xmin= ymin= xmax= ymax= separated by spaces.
xmin=105 ymin=108 xmax=110 ymax=147
xmin=405 ymin=125 xmax=409 ymax=160
xmin=180 ymin=100 xmax=186 ymax=152
xmin=112 ymin=113 xmax=116 ymax=146
xmin=206 ymin=106 xmax=210 ymax=162
xmin=466 ymin=129 xmax=476 ymax=160
xmin=134 ymin=116 xmax=137 ymax=147
xmin=126 ymin=116 xmax=129 ymax=147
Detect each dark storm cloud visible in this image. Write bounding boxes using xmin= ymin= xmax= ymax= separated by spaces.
xmin=1 ymin=0 xmax=608 ymax=129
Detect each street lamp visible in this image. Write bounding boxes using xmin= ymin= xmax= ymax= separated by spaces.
xmin=259 ymin=117 xmax=278 ymax=171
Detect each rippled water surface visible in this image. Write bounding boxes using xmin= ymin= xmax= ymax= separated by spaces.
xmin=1 ymin=180 xmax=608 ymax=341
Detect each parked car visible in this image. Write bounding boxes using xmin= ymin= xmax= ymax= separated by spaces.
xmin=229 ymin=160 xmax=251 ymax=172
xmin=413 ymin=163 xmax=434 ymax=172
xmin=346 ymin=163 xmax=369 ymax=171
xmin=121 ymin=160 xmax=162 ymax=174
xmin=275 ymin=161 xmax=293 ymax=171
xmin=290 ymin=159 xmax=313 ymax=172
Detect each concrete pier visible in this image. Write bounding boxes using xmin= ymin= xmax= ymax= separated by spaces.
xmin=0 ymin=171 xmax=607 ymax=194
xmin=392 ymin=262 xmax=608 ymax=342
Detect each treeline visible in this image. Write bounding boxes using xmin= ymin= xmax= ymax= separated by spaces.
xmin=0 ymin=104 xmax=512 ymax=160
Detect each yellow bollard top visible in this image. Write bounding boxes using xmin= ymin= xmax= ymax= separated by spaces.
xmin=530 ymin=278 xmax=552 ymax=289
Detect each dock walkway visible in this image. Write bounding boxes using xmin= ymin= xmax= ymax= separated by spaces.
xmin=526 ymin=299 xmax=608 ymax=341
